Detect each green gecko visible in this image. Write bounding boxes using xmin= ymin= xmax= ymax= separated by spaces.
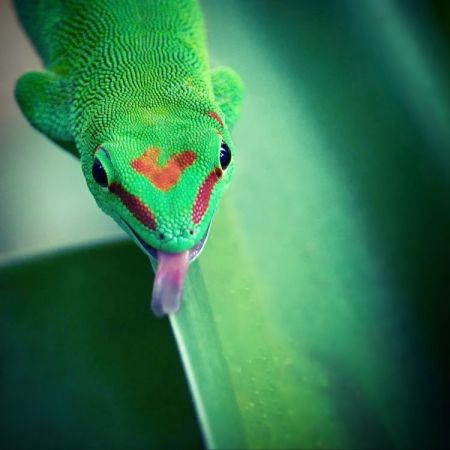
xmin=13 ymin=0 xmax=243 ymax=316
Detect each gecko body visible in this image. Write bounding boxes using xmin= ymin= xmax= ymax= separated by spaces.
xmin=14 ymin=0 xmax=243 ymax=315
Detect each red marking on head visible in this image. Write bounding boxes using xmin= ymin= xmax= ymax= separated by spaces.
xmin=192 ymin=168 xmax=222 ymax=225
xmin=132 ymin=147 xmax=196 ymax=192
xmin=110 ymin=182 xmax=156 ymax=230
xmin=207 ymin=111 xmax=224 ymax=128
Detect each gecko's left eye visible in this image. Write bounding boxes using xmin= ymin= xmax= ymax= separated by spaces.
xmin=92 ymin=146 xmax=114 ymax=189
xmin=220 ymin=142 xmax=232 ymax=170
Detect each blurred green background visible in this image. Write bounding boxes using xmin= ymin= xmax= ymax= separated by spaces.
xmin=1 ymin=0 xmax=449 ymax=448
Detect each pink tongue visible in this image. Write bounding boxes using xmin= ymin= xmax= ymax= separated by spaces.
xmin=151 ymin=250 xmax=190 ymax=317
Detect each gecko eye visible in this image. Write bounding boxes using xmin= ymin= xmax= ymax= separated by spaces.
xmin=92 ymin=158 xmax=108 ymax=187
xmin=220 ymin=142 xmax=232 ymax=170
xmin=92 ymin=146 xmax=114 ymax=189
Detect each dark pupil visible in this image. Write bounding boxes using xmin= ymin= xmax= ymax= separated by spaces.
xmin=220 ymin=142 xmax=232 ymax=170
xmin=92 ymin=158 xmax=108 ymax=187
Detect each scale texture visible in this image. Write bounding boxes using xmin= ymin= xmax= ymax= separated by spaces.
xmin=14 ymin=0 xmax=243 ymax=253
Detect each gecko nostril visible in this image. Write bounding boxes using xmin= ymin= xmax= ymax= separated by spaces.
xmin=159 ymin=232 xmax=165 ymax=240
xmin=189 ymin=229 xmax=194 ymax=236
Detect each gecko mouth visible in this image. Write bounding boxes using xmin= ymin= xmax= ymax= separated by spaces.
xmin=122 ymin=220 xmax=211 ymax=317
xmin=123 ymin=220 xmax=210 ymax=263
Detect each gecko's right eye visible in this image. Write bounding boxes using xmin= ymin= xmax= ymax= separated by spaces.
xmin=92 ymin=158 xmax=108 ymax=187
xmin=92 ymin=146 xmax=114 ymax=189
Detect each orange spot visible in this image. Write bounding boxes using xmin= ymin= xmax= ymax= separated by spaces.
xmin=207 ymin=111 xmax=224 ymax=128
xmin=132 ymin=147 xmax=196 ymax=191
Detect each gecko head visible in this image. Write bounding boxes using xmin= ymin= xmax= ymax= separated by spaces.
xmin=81 ymin=109 xmax=235 ymax=315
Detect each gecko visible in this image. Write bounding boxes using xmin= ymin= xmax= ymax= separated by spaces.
xmin=13 ymin=0 xmax=243 ymax=316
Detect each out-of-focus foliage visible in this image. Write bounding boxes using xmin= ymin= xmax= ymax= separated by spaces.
xmin=172 ymin=0 xmax=450 ymax=448
xmin=0 ymin=243 xmax=202 ymax=449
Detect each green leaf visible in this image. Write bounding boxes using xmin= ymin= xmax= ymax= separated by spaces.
xmin=0 ymin=243 xmax=202 ymax=449
xmin=170 ymin=1 xmax=450 ymax=449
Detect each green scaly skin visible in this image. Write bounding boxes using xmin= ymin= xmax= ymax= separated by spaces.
xmin=13 ymin=0 xmax=243 ymax=314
